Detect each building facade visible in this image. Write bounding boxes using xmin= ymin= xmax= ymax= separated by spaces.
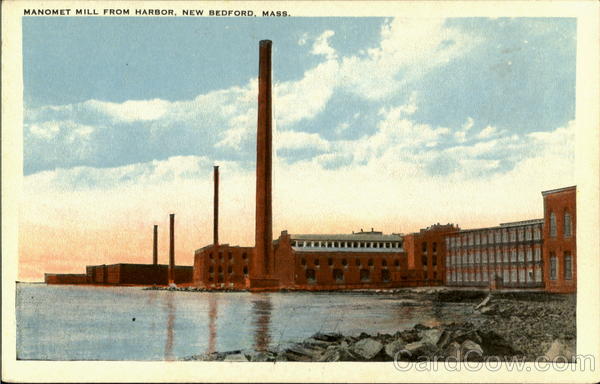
xmin=542 ymin=186 xmax=576 ymax=293
xmin=445 ymin=219 xmax=544 ymax=289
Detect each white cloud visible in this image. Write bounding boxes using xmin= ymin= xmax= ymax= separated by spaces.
xmin=478 ymin=125 xmax=497 ymax=139
xmin=276 ymin=130 xmax=330 ymax=152
xmin=311 ymin=30 xmax=337 ymax=60
xmin=86 ymin=98 xmax=172 ymax=123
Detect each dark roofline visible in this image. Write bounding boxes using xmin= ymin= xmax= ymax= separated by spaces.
xmin=541 ymin=185 xmax=576 ymax=196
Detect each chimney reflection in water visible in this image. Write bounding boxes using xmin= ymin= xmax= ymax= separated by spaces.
xmin=207 ymin=294 xmax=218 ymax=354
xmin=251 ymin=295 xmax=272 ymax=352
xmin=164 ymin=293 xmax=175 ymax=361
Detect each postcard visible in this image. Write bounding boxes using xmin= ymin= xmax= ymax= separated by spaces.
xmin=2 ymin=0 xmax=599 ymax=382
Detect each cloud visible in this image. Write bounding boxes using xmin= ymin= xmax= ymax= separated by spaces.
xmin=311 ymin=30 xmax=337 ymax=60
xmin=276 ymin=130 xmax=331 ymax=152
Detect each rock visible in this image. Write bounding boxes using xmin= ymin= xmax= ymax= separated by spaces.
xmin=384 ymin=339 xmax=405 ymax=359
xmin=461 ymin=340 xmax=484 ymax=361
xmin=250 ymin=351 xmax=274 ymax=362
xmin=420 ymin=329 xmax=443 ymax=345
xmin=414 ymin=324 xmax=430 ymax=331
xmin=436 ymin=330 xmax=452 ymax=349
xmin=312 ymin=332 xmax=344 ymax=342
xmin=479 ymin=305 xmax=497 ymax=315
xmin=318 ymin=347 xmax=342 ymax=362
xmin=397 ymin=329 xmax=420 ymax=343
xmin=285 ymin=344 xmax=321 ymax=361
xmin=443 ymin=341 xmax=462 ymax=361
xmin=475 ymin=294 xmax=491 ymax=310
xmin=403 ymin=340 xmax=437 ymax=360
xmin=351 ymin=338 xmax=384 ymax=360
xmin=223 ymin=353 xmax=249 ymax=362
xmin=478 ymin=330 xmax=520 ymax=356
xmin=544 ymin=340 xmax=575 ymax=362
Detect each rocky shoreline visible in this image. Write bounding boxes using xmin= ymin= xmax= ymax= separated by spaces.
xmin=181 ymin=291 xmax=575 ymax=362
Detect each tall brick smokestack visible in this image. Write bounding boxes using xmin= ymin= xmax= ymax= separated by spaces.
xmin=213 ymin=165 xmax=219 ymax=246
xmin=153 ymin=225 xmax=158 ymax=265
xmin=168 ymin=213 xmax=175 ymax=285
xmin=253 ymin=40 xmax=273 ymax=277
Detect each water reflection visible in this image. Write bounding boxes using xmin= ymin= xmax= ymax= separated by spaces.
xmin=164 ymin=292 xmax=175 ymax=361
xmin=251 ymin=294 xmax=272 ymax=352
xmin=207 ymin=294 xmax=218 ymax=354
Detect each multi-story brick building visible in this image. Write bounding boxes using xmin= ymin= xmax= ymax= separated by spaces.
xmin=445 ymin=219 xmax=544 ymax=288
xmin=542 ymin=186 xmax=576 ymax=293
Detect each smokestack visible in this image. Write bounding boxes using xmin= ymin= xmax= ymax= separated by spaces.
xmin=213 ymin=165 xmax=219 ymax=246
xmin=253 ymin=40 xmax=273 ymax=277
xmin=153 ymin=225 xmax=158 ymax=265
xmin=169 ymin=213 xmax=175 ymax=285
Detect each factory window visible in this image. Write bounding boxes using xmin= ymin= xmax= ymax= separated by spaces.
xmin=432 ymin=242 xmax=437 ymax=253
xmin=292 ymin=241 xmax=297 ymax=246
xmin=353 ymin=242 xmax=358 ymax=248
xmin=218 ymin=266 xmax=222 ymax=273
xmin=217 ymin=274 xmax=224 ymax=283
xmin=360 ymin=269 xmax=370 ymax=282
xmin=433 ymin=271 xmax=437 ymax=280
xmin=394 ymin=259 xmax=400 ymax=267
xmin=242 ymin=252 xmax=248 ymax=260
xmin=518 ymin=269 xmax=525 ymax=283
xmin=550 ymin=212 xmax=557 ymax=238
xmin=209 ymin=253 xmax=213 ymax=259
xmin=342 ymin=259 xmax=348 ymax=267
xmin=209 ymin=266 xmax=214 ymax=273
xmin=381 ymin=269 xmax=391 ymax=282
xmin=382 ymin=259 xmax=387 ymax=267
xmin=219 ymin=252 xmax=223 ymax=261
xmin=314 ymin=258 xmax=320 ymax=266
xmin=301 ymin=258 xmax=306 ymax=266
xmin=228 ymin=252 xmax=232 ymax=260
xmin=333 ymin=269 xmax=344 ymax=282
xmin=422 ymin=242 xmax=427 ymax=252
xmin=564 ymin=211 xmax=572 ymax=238
xmin=243 ymin=266 xmax=248 ymax=275
xmin=366 ymin=242 xmax=371 ymax=248
xmin=334 ymin=241 xmax=339 ymax=247
xmin=328 ymin=258 xmax=333 ymax=266
xmin=432 ymin=255 xmax=437 ymax=266
xmin=421 ymin=255 xmax=428 ymax=267
xmin=355 ymin=258 xmax=361 ymax=266
xmin=564 ymin=252 xmax=572 ymax=280
xmin=550 ymin=253 xmax=557 ymax=280
xmin=306 ymin=269 xmax=316 ymax=284
xmin=368 ymin=259 xmax=373 ymax=267
xmin=228 ymin=266 xmax=232 ymax=274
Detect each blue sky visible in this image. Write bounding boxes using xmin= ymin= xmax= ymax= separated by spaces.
xmin=23 ymin=17 xmax=575 ymax=177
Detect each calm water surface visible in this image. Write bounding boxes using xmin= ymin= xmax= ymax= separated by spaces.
xmin=16 ymin=283 xmax=476 ymax=360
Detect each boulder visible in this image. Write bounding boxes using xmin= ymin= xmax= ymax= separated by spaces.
xmin=397 ymin=329 xmax=420 ymax=343
xmin=461 ymin=340 xmax=484 ymax=361
xmin=443 ymin=341 xmax=462 ymax=361
xmin=384 ymin=339 xmax=405 ymax=359
xmin=475 ymin=294 xmax=491 ymax=310
xmin=250 ymin=351 xmax=275 ymax=362
xmin=351 ymin=338 xmax=384 ymax=360
xmin=420 ymin=329 xmax=443 ymax=346
xmin=223 ymin=353 xmax=249 ymax=362
xmin=478 ymin=330 xmax=520 ymax=356
xmin=544 ymin=340 xmax=575 ymax=363
xmin=403 ymin=340 xmax=437 ymax=360
xmin=312 ymin=332 xmax=344 ymax=343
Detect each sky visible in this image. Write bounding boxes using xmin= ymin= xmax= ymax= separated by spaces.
xmin=20 ymin=17 xmax=576 ymax=281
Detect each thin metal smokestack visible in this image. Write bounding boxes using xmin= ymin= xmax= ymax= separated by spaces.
xmin=153 ymin=225 xmax=158 ymax=265
xmin=213 ymin=165 xmax=219 ymax=246
xmin=169 ymin=213 xmax=175 ymax=285
xmin=253 ymin=40 xmax=273 ymax=278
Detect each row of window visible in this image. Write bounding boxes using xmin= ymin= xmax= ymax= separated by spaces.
xmin=304 ymin=268 xmax=392 ymax=284
xmin=447 ymin=247 xmax=542 ymax=266
xmin=447 ymin=267 xmax=543 ymax=283
xmin=207 ymin=251 xmax=249 ymax=261
xmin=300 ymin=257 xmax=401 ymax=268
xmin=208 ymin=265 xmax=249 ymax=275
xmin=549 ymin=211 xmax=572 ymax=238
xmin=446 ymin=225 xmax=542 ymax=249
xmin=549 ymin=252 xmax=573 ymax=280
xmin=292 ymin=240 xmax=401 ymax=249
xmin=421 ymin=242 xmax=438 ymax=253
